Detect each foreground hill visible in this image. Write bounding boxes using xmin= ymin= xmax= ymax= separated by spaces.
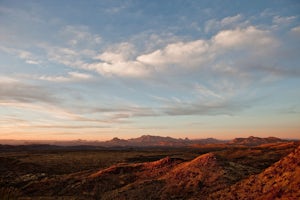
xmin=97 ymin=153 xmax=229 ymax=199
xmin=208 ymin=145 xmax=300 ymax=200
xmin=21 ymin=152 xmax=257 ymax=199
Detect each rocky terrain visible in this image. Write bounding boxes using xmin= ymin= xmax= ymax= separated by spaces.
xmin=0 ymin=136 xmax=298 ymax=199
xmin=208 ymin=145 xmax=300 ymax=200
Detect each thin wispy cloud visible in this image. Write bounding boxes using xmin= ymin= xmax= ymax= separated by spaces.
xmin=0 ymin=46 xmax=41 ymax=65
xmin=39 ymin=71 xmax=93 ymax=82
xmin=0 ymin=78 xmax=59 ymax=104
xmin=205 ymin=14 xmax=246 ymax=33
xmin=60 ymin=25 xmax=102 ymax=48
xmin=291 ymin=26 xmax=300 ymax=35
xmin=272 ymin=15 xmax=297 ymax=25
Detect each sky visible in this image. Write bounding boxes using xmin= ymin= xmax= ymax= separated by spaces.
xmin=0 ymin=0 xmax=300 ymax=141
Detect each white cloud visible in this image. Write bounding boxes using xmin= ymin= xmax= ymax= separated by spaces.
xmin=161 ymin=97 xmax=245 ymax=116
xmin=105 ymin=4 xmax=129 ymax=14
xmin=136 ymin=26 xmax=277 ymax=74
xmin=47 ymin=46 xmax=77 ymax=63
xmin=0 ymin=46 xmax=41 ymax=65
xmin=68 ymin=71 xmax=91 ymax=79
xmin=83 ymin=42 xmax=151 ymax=77
xmin=0 ymin=78 xmax=59 ymax=104
xmin=0 ymin=6 xmax=43 ymax=23
xmin=2 ymin=24 xmax=280 ymax=81
xmin=0 ymin=76 xmax=19 ymax=84
xmin=2 ymin=24 xmax=280 ymax=82
xmin=273 ymin=15 xmax=297 ymax=25
xmin=39 ymin=44 xmax=84 ymax=68
xmin=291 ymin=26 xmax=300 ymax=36
xmin=40 ymin=41 xmax=150 ymax=78
xmin=25 ymin=60 xmax=40 ymax=65
xmin=137 ymin=39 xmax=210 ymax=69
xmin=60 ymin=25 xmax=102 ymax=47
xmin=95 ymin=42 xmax=136 ymax=61
xmin=205 ymin=14 xmax=245 ymax=33
xmin=97 ymin=52 xmax=124 ymax=63
xmin=76 ymin=26 xmax=279 ymax=79
xmin=83 ymin=61 xmax=150 ymax=77
xmin=194 ymin=84 xmax=223 ymax=99
xmin=40 ymin=75 xmax=69 ymax=82
xmin=39 ymin=71 xmax=92 ymax=82
xmin=0 ymin=102 xmax=84 ymax=120
xmin=221 ymin=14 xmax=243 ymax=26
xmin=213 ymin=26 xmax=277 ymax=49
xmin=129 ymin=32 xmax=181 ymax=52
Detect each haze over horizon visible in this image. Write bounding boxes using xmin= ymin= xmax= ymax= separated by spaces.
xmin=1 ymin=0 xmax=300 ymax=141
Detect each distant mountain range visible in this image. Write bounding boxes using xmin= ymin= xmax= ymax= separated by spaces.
xmin=0 ymin=135 xmax=289 ymax=148
xmin=229 ymin=136 xmax=284 ymax=146
xmin=0 ymin=135 xmax=224 ymax=147
xmin=102 ymin=135 xmax=224 ymax=147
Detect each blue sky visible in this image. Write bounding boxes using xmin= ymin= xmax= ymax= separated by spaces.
xmin=0 ymin=0 xmax=300 ymax=140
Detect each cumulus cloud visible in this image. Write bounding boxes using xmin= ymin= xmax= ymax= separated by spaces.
xmin=97 ymin=52 xmax=127 ymax=63
xmin=2 ymin=2 xmax=299 ymax=138
xmin=221 ymin=14 xmax=243 ymax=26
xmin=2 ymin=23 xmax=285 ymax=88
xmin=39 ymin=41 xmax=152 ymax=78
xmin=75 ymin=25 xmax=284 ymax=82
xmin=0 ymin=21 xmax=292 ymax=122
xmin=83 ymin=42 xmax=151 ymax=77
xmin=136 ymin=25 xmax=278 ymax=78
xmin=83 ymin=60 xmax=150 ymax=77
xmin=34 ymin=26 xmax=101 ymax=70
xmin=9 ymin=20 xmax=279 ymax=81
xmin=212 ymin=26 xmax=277 ymax=50
xmin=95 ymin=43 xmax=134 ymax=63
xmin=137 ymin=39 xmax=210 ymax=69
